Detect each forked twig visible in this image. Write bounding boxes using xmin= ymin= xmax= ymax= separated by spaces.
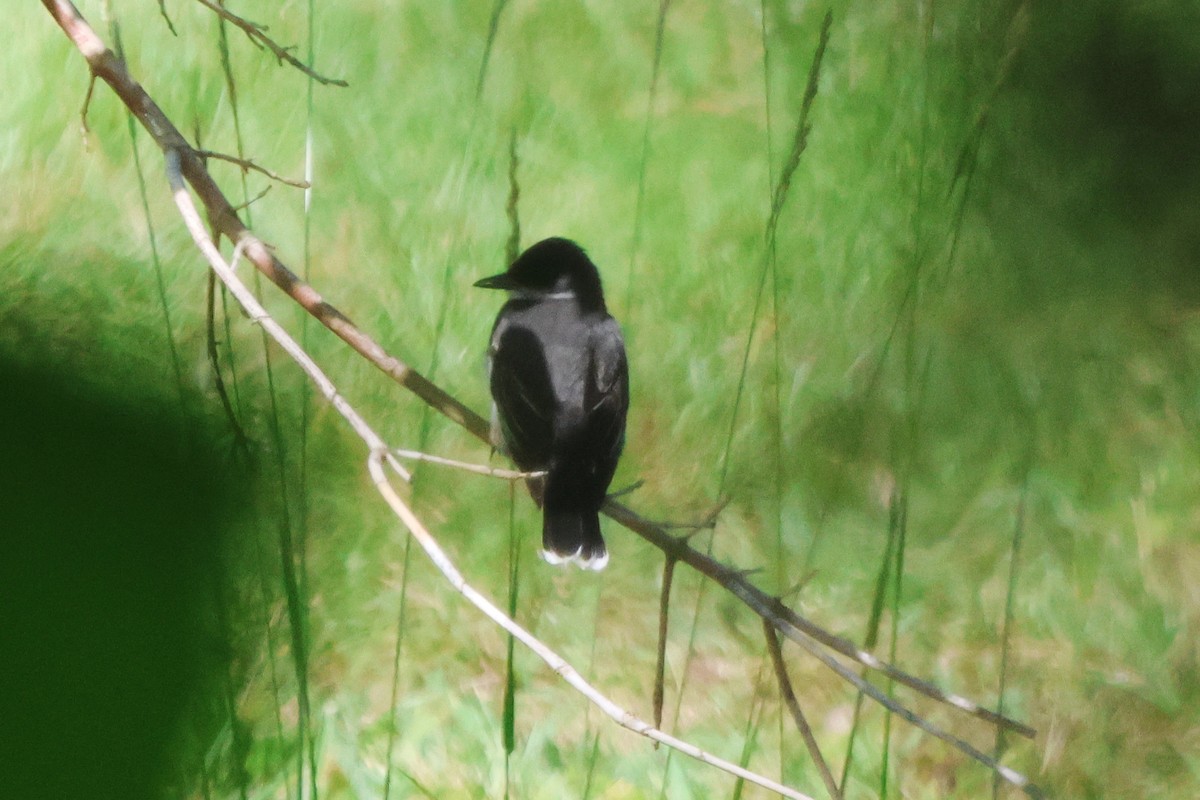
xmin=191 ymin=0 xmax=348 ymax=86
xmin=230 ymin=184 xmax=271 ymax=214
xmin=198 ymin=149 xmax=310 ymax=189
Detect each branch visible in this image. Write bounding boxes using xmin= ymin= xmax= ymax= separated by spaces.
xmin=79 ymin=72 xmax=97 ymax=143
xmin=205 ymin=267 xmax=253 ymax=460
xmin=653 ymin=556 xmax=676 ymax=730
xmin=192 ymin=0 xmax=348 ymax=86
xmin=197 ymin=149 xmax=310 ymax=189
xmin=765 ymin=620 xmax=841 ymax=800
xmin=156 ymin=0 xmax=177 ymax=36
xmin=390 ymin=448 xmax=543 ymax=481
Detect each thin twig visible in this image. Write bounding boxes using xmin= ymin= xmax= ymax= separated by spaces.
xmin=198 ymin=149 xmax=311 ymax=188
xmin=647 ymin=497 xmax=729 ymax=531
xmin=605 ymin=479 xmax=644 ymax=500
xmin=206 ymin=261 xmax=253 ymax=460
xmin=231 ymin=184 xmax=271 ymax=214
xmin=156 ymin=0 xmax=177 ymax=36
xmin=764 ymin=621 xmax=842 ymax=800
xmin=391 ymin=448 xmax=543 ymax=481
xmin=653 ymin=556 xmax=676 ymax=731
xmin=80 ymin=72 xmax=97 ymax=144
xmin=192 ymin=0 xmax=348 ymax=86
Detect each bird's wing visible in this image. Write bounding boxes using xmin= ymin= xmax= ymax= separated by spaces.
xmin=586 ymin=316 xmax=629 ymax=463
xmin=489 ymin=318 xmax=557 ymax=467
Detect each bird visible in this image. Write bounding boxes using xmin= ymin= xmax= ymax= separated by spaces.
xmin=474 ymin=237 xmax=629 ymax=570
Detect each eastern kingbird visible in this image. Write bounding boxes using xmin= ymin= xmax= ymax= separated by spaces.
xmin=474 ymin=237 xmax=629 ymax=570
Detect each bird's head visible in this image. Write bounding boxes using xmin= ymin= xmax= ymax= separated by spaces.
xmin=474 ymin=237 xmax=607 ymax=312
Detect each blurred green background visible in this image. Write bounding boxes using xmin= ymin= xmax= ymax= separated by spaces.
xmin=3 ymin=0 xmax=1199 ymax=798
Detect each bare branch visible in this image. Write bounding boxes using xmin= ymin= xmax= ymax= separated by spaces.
xmin=646 ymin=497 xmax=728 ymax=531
xmin=192 ymin=0 xmax=348 ymax=86
xmin=764 ymin=620 xmax=842 ymax=800
xmin=41 ymin=0 xmax=472 ymax=429
xmin=46 ymin=0 xmax=1033 ymax=743
xmin=80 ymin=72 xmax=97 ymax=144
xmin=197 ymin=149 xmax=310 ymax=189
xmin=391 ymin=448 xmax=544 ymax=481
xmin=156 ymin=0 xmax=177 ymax=36
xmin=653 ymin=556 xmax=676 ymax=731
xmin=229 ymin=184 xmax=271 ymax=213
xmin=45 ymin=6 xmax=816 ymax=796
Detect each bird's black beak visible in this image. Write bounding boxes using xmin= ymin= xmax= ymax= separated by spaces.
xmin=474 ymin=272 xmax=514 ymax=290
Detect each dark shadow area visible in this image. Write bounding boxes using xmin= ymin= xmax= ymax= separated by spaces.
xmin=985 ymin=0 xmax=1200 ymax=300
xmin=0 ymin=359 xmax=238 ymax=800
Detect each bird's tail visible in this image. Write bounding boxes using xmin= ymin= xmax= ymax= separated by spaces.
xmin=542 ymin=509 xmax=608 ymax=571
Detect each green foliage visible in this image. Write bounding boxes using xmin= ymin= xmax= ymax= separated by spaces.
xmin=4 ymin=0 xmax=1200 ymax=798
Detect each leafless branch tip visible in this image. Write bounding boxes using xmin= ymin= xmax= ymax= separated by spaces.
xmin=193 ymin=0 xmax=348 ymax=86
xmin=197 ymin=149 xmax=310 ymax=189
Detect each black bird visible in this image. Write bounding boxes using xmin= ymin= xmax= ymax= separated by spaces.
xmin=474 ymin=237 xmax=629 ymax=570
